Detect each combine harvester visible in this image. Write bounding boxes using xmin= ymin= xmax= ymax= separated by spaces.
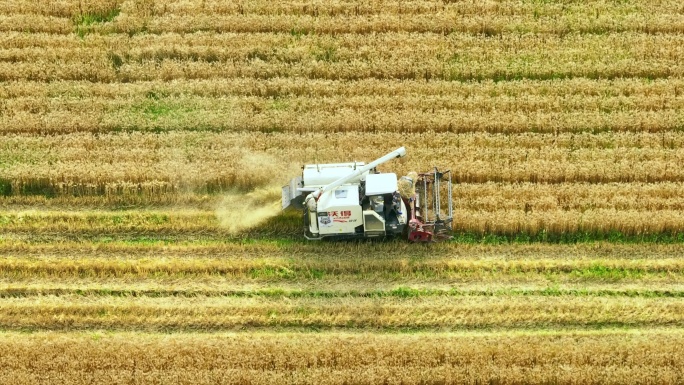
xmin=282 ymin=147 xmax=453 ymax=242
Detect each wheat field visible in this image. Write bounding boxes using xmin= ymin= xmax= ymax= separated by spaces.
xmin=2 ymin=0 xmax=684 ymax=384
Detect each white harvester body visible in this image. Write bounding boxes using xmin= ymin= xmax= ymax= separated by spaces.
xmin=282 ymin=147 xmax=453 ymax=241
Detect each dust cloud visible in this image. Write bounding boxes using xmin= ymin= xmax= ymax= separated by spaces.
xmin=215 ymin=150 xmax=298 ymax=234
xmin=215 ymin=185 xmax=282 ymax=234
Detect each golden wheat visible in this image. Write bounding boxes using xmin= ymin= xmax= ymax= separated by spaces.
xmin=5 ymin=0 xmax=684 ymax=36
xmin=2 ymin=240 xmax=682 ymax=260
xmin=2 ymin=132 xmax=684 ymax=198
xmin=2 ymin=206 xmax=684 ymax=235
xmin=4 ymin=181 xmax=684 ymax=211
xmin=1 ymin=331 xmax=682 ymax=385
xmin=1 ymin=92 xmax=682 ymax=134
xmin=3 ymin=252 xmax=684 ymax=276
xmin=0 ymin=32 xmax=682 ymax=82
xmin=2 ymin=0 xmax=684 ymax=382
xmin=0 ymin=294 xmax=681 ymax=330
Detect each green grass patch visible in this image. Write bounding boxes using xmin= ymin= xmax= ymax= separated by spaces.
xmin=248 ymin=266 xmax=297 ymax=280
xmin=312 ymin=45 xmax=338 ymax=62
xmin=136 ymin=102 xmax=176 ymax=119
xmin=73 ymin=7 xmax=120 ymax=38
xmin=74 ymin=8 xmax=120 ymax=26
xmin=570 ymin=265 xmax=645 ymax=280
xmin=0 ymin=179 xmax=11 ymax=196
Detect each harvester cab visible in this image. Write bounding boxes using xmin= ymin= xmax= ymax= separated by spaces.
xmin=282 ymin=147 xmax=453 ymax=242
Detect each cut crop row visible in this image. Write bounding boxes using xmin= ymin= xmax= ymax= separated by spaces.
xmin=1 ymin=295 xmax=683 ymax=330
xmin=2 ymin=207 xmax=684 ymax=237
xmin=2 ymin=253 xmax=683 ymax=282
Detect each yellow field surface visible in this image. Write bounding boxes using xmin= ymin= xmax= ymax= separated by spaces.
xmin=2 ymin=331 xmax=683 ymax=385
xmin=2 ymin=0 xmax=684 ymax=383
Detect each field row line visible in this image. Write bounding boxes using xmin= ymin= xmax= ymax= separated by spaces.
xmin=4 ymin=0 xmax=683 ymax=19
xmin=1 ymin=58 xmax=682 ymax=83
xmin=1 ymin=255 xmax=683 ymax=280
xmin=8 ymin=179 xmax=684 ymax=209
xmin=6 ymin=94 xmax=683 ymax=114
xmin=8 ymin=231 xmax=684 ymax=244
xmin=5 ymin=13 xmax=684 ymax=35
xmin=6 ymin=141 xmax=684 ymax=190
xmin=2 ymin=287 xmax=684 ymax=299
xmin=3 ymin=78 xmax=681 ymax=98
xmin=4 ymin=209 xmax=684 ymax=236
xmin=3 ymin=31 xmax=684 ymax=57
xmin=0 ymin=239 xmax=680 ymax=258
xmin=3 ymin=108 xmax=684 ymax=134
xmin=1 ymin=294 xmax=682 ymax=331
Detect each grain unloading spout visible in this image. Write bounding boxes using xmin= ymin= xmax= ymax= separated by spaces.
xmin=282 ymin=147 xmax=406 ymax=210
xmin=313 ymin=146 xmax=406 ymax=200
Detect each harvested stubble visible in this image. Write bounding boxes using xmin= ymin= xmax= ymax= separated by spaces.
xmin=2 ymin=239 xmax=684 ymax=260
xmin=2 ymin=242 xmax=684 ymax=306
xmin=2 ymin=255 xmax=683 ymax=286
xmin=1 ymin=294 xmax=683 ymax=331
xmin=2 ymin=331 xmax=683 ymax=385
xmin=1 ymin=258 xmax=683 ymax=295
xmin=2 ymin=77 xmax=680 ymax=98
xmin=2 ymin=249 xmax=684 ymax=281
xmin=6 ymin=286 xmax=684 ymax=301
